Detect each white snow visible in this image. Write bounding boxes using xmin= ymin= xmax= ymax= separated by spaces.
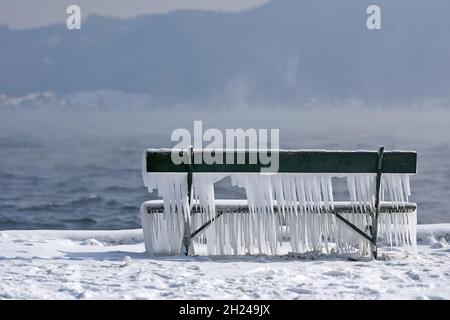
xmin=0 ymin=225 xmax=449 ymax=300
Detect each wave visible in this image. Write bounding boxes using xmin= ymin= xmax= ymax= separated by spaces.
xmin=61 ymin=217 xmax=98 ymax=226
xmin=103 ymin=186 xmax=141 ymax=192
xmin=18 ymin=202 xmax=63 ymax=212
xmin=17 ymin=194 xmax=103 ymax=212
xmin=69 ymin=194 xmax=103 ymax=205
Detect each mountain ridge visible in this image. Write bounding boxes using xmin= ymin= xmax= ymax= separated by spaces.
xmin=1 ymin=0 xmax=449 ymax=106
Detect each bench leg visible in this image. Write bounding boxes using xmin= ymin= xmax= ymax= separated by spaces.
xmin=371 ymin=215 xmax=379 ymax=260
xmin=372 ymin=145 xmax=384 ymax=260
xmin=182 ymin=221 xmax=193 ymax=256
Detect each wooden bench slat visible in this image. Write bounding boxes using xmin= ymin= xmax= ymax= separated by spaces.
xmin=145 ymin=150 xmax=417 ymax=174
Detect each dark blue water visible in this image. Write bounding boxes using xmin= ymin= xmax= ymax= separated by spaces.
xmin=0 ymin=135 xmax=144 ymax=229
xmin=0 ymin=109 xmax=449 ymax=229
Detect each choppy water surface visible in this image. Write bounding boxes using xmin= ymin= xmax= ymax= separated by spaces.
xmin=0 ymin=108 xmax=449 ymax=229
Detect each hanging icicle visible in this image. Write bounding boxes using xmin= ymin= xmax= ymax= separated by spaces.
xmin=141 ymin=172 xmax=189 ymax=255
xmin=191 ymin=173 xmax=228 ymax=255
xmin=378 ymin=174 xmax=417 ymax=253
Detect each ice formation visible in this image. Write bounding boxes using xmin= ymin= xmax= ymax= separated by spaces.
xmin=379 ymin=174 xmax=417 ymax=253
xmin=142 ymin=170 xmax=417 ymax=256
xmin=141 ymin=173 xmax=189 ymax=255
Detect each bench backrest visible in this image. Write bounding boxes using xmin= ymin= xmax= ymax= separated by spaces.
xmin=144 ymin=148 xmax=417 ymax=174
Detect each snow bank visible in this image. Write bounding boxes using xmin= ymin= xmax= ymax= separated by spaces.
xmin=416 ymin=224 xmax=450 ymax=242
xmin=1 ymin=223 xmax=446 ymax=245
xmin=0 ymin=229 xmax=143 ymax=245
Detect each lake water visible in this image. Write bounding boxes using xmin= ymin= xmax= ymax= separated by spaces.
xmin=1 ymin=107 xmax=449 ymax=229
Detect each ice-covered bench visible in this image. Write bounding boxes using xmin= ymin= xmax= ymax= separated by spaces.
xmin=141 ymin=147 xmax=417 ymax=259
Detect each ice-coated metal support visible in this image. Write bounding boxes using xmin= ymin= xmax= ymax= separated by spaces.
xmin=191 ymin=211 xmax=225 ymax=239
xmin=333 ymin=213 xmax=375 ymax=245
xmin=372 ymin=145 xmax=385 ymax=259
xmin=182 ymin=147 xmax=194 ymax=256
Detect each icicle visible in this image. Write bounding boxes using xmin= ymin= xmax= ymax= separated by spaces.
xmin=141 ymin=173 xmax=189 ymax=255
xmin=229 ymin=173 xmax=279 ymax=255
xmin=342 ymin=174 xmax=376 ymax=254
xmin=190 ymin=173 xmax=227 ymax=255
xmin=378 ymin=174 xmax=416 ymax=253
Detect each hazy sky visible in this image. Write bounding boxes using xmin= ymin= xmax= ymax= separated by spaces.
xmin=0 ymin=0 xmax=269 ymax=29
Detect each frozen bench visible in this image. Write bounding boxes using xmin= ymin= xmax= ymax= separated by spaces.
xmin=141 ymin=147 xmax=417 ymax=259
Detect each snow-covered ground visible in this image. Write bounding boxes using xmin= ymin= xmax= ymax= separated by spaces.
xmin=0 ymin=225 xmax=449 ymax=300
